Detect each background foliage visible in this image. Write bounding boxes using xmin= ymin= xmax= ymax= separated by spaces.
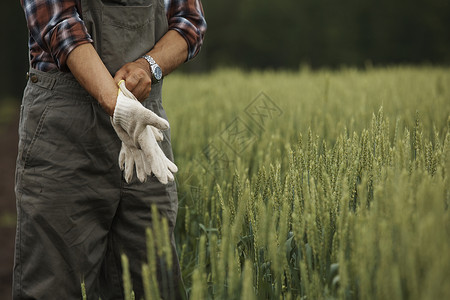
xmin=2 ymin=1 xmax=450 ymax=299
xmin=2 ymin=0 xmax=450 ymax=99
xmin=120 ymin=66 xmax=450 ymax=299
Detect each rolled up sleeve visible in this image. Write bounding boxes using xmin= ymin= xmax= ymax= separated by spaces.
xmin=21 ymin=0 xmax=92 ymax=71
xmin=166 ymin=0 xmax=207 ymax=61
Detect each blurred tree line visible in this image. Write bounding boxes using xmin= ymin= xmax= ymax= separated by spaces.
xmin=1 ymin=0 xmax=449 ymax=100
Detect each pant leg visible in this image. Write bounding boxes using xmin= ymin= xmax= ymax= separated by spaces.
xmin=99 ymin=96 xmax=185 ymax=300
xmin=99 ymin=179 xmax=183 ymax=300
xmin=13 ymin=70 xmax=122 ymax=300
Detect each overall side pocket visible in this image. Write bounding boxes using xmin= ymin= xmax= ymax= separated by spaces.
xmin=18 ymin=84 xmax=54 ymax=168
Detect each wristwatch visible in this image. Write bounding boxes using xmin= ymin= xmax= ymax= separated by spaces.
xmin=142 ymin=54 xmax=163 ymax=83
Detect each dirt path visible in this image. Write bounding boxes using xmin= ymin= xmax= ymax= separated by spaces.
xmin=0 ymin=108 xmax=19 ymax=300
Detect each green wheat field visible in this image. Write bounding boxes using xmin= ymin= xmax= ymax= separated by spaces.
xmin=100 ymin=66 xmax=449 ymax=299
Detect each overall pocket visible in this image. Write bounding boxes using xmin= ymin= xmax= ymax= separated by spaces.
xmin=101 ymin=3 xmax=156 ymax=74
xmin=18 ymin=83 xmax=54 ymax=168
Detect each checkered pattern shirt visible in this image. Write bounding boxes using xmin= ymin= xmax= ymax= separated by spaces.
xmin=20 ymin=0 xmax=207 ymax=71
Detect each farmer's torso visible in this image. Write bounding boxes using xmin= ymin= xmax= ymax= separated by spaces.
xmin=80 ymin=0 xmax=168 ymax=75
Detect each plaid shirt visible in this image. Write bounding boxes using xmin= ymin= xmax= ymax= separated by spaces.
xmin=21 ymin=0 xmax=207 ymax=71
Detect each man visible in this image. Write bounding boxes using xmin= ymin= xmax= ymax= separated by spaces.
xmin=15 ymin=0 xmax=206 ymax=299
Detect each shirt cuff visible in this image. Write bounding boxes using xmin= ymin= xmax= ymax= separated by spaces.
xmin=49 ymin=19 xmax=93 ymax=71
xmin=168 ymin=17 xmax=206 ymax=61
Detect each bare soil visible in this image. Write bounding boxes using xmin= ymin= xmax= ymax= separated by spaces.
xmin=0 ymin=109 xmax=19 ymax=300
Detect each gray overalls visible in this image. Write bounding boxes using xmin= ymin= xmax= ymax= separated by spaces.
xmin=13 ymin=0 xmax=183 ymax=299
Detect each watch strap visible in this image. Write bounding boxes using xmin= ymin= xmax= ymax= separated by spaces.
xmin=142 ymin=54 xmax=157 ymax=66
xmin=141 ymin=54 xmax=162 ymax=82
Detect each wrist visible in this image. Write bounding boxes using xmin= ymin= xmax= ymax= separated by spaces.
xmin=135 ymin=57 xmax=152 ymax=79
xmin=141 ymin=55 xmax=163 ymax=83
xmin=100 ymin=86 xmax=119 ymax=117
xmin=113 ymin=93 xmax=133 ymax=129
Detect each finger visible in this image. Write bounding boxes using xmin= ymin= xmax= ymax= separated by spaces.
xmin=137 ymin=129 xmax=168 ymax=184
xmin=114 ymin=68 xmax=127 ymax=86
xmin=118 ymin=81 xmax=137 ymax=100
xmin=147 ymin=147 xmax=166 ymax=183
xmin=154 ymin=162 xmax=168 ymax=185
xmin=115 ymin=69 xmax=140 ymax=98
xmin=123 ymin=70 xmax=151 ymax=102
xmin=134 ymin=151 xmax=147 ymax=183
xmin=118 ymin=143 xmax=127 ymax=171
xmin=167 ymin=171 xmax=174 ymax=182
xmin=111 ymin=117 xmax=135 ymax=146
xmin=147 ymin=153 xmax=165 ymax=184
xmin=150 ymin=126 xmax=164 ymax=141
xmin=124 ymin=76 xmax=139 ymax=97
xmin=155 ymin=145 xmax=178 ymax=173
xmin=142 ymin=109 xmax=169 ymax=130
xmin=138 ymin=130 xmax=159 ymax=171
xmin=115 ymin=62 xmax=152 ymax=100
xmin=142 ymin=151 xmax=153 ymax=176
xmin=165 ymin=157 xmax=178 ymax=173
xmin=124 ymin=150 xmax=135 ymax=183
xmin=130 ymin=77 xmax=151 ymax=102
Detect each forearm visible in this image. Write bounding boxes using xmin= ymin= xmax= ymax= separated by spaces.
xmin=67 ymin=43 xmax=118 ymax=116
xmin=138 ymin=30 xmax=189 ymax=77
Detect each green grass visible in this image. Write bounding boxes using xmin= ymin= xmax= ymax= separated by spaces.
xmin=3 ymin=66 xmax=449 ymax=299
xmin=150 ymin=66 xmax=450 ymax=300
xmin=0 ymin=212 xmax=16 ymax=228
xmin=0 ymin=98 xmax=20 ymax=133
xmin=5 ymin=66 xmax=449 ymax=299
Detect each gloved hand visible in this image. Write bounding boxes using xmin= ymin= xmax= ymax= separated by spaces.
xmin=116 ymin=127 xmax=162 ymax=183
xmin=113 ymin=81 xmax=169 ymax=143
xmin=115 ymin=126 xmax=178 ymax=184
xmin=111 ymin=81 xmax=178 ymax=184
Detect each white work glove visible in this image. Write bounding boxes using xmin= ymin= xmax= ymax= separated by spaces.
xmin=113 ymin=81 xmax=169 ymax=144
xmin=115 ymin=127 xmax=177 ymax=183
xmin=111 ymin=81 xmax=178 ymax=184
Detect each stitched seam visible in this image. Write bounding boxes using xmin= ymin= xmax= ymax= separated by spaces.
xmin=23 ymin=105 xmax=50 ymax=168
xmin=16 ymin=193 xmax=23 ymax=298
xmin=115 ymin=178 xmax=125 ymax=298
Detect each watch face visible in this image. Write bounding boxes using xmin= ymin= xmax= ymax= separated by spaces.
xmin=153 ymin=66 xmax=163 ymax=81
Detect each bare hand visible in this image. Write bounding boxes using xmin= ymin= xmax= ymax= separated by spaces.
xmin=114 ymin=59 xmax=151 ymax=102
